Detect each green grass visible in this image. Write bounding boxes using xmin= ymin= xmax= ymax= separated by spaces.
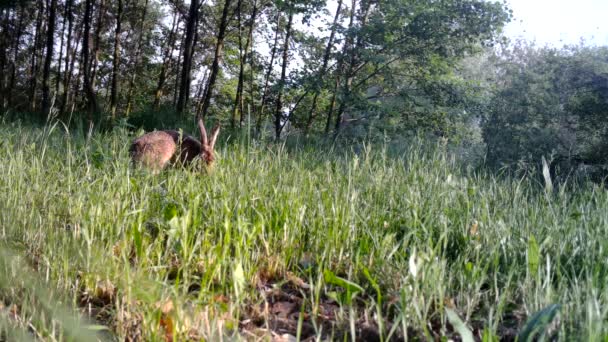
xmin=1 ymin=121 xmax=608 ymax=341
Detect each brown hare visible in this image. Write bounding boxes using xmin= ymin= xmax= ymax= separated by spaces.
xmin=130 ymin=119 xmax=220 ymax=170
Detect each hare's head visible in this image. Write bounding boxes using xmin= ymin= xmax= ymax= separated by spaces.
xmin=198 ymin=119 xmax=221 ymax=167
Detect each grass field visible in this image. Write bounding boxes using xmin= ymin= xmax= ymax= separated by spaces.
xmin=1 ymin=121 xmax=608 ymax=341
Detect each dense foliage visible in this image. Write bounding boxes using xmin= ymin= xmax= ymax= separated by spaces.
xmin=481 ymin=44 xmax=608 ymax=179
xmin=0 ymin=0 xmax=510 ymax=139
xmin=1 ymin=0 xmax=606 ymax=173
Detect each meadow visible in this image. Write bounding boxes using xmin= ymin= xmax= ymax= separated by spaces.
xmin=1 ymin=121 xmax=608 ymax=341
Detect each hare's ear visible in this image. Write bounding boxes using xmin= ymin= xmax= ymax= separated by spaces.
xmin=210 ymin=124 xmax=221 ymax=149
xmin=198 ymin=118 xmax=208 ymax=145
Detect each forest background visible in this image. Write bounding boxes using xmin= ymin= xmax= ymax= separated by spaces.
xmin=0 ymin=0 xmax=605 ymax=178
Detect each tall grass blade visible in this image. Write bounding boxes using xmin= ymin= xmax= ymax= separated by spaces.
xmin=517 ymin=304 xmax=561 ymax=342
xmin=541 ymin=156 xmax=553 ymax=193
xmin=445 ymin=308 xmax=474 ymax=342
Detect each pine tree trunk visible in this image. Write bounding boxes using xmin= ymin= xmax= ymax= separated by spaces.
xmin=324 ymin=74 xmax=340 ymax=134
xmin=90 ymin=0 xmax=105 ymax=90
xmin=59 ymin=0 xmax=75 ymax=116
xmin=82 ymin=0 xmax=99 ymax=122
xmin=199 ymin=0 xmax=232 ymax=119
xmin=42 ymin=0 xmax=57 ymax=117
xmin=61 ymin=7 xmax=81 ymax=116
xmin=182 ymin=9 xmax=202 ymax=112
xmin=0 ymin=9 xmax=8 ymax=111
xmin=153 ymin=7 xmax=179 ymax=110
xmin=68 ymin=21 xmax=85 ymax=113
xmin=55 ymin=0 xmax=69 ymax=95
xmin=195 ymin=70 xmax=209 ymax=118
xmin=125 ymin=0 xmax=149 ymax=116
xmin=30 ymin=1 xmax=45 ymax=113
xmin=305 ymin=0 xmax=342 ymax=134
xmin=256 ymin=12 xmax=281 ymax=133
xmin=273 ymin=11 xmax=293 ymax=140
xmin=176 ymin=0 xmax=199 ymax=115
xmin=110 ymin=0 xmax=123 ymax=119
xmin=8 ymin=5 xmax=24 ymax=109
xmin=230 ymin=0 xmax=243 ymax=128
xmin=248 ymin=39 xmax=256 ymax=127
xmin=173 ymin=32 xmax=185 ymax=107
xmin=232 ymin=0 xmax=258 ymax=128
xmin=69 ymin=43 xmax=82 ymax=113
xmin=335 ymin=0 xmax=371 ymax=135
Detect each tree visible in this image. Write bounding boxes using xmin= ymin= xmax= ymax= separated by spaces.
xmin=153 ymin=2 xmax=180 ymax=110
xmin=231 ymin=0 xmax=258 ymax=128
xmin=273 ymin=11 xmax=293 ymax=140
xmin=41 ymin=0 xmax=57 ymax=116
xmin=110 ymin=0 xmax=123 ymax=119
xmin=0 ymin=8 xmax=9 ymax=110
xmin=256 ymin=11 xmax=281 ymax=133
xmin=82 ymin=0 xmax=100 ymax=121
xmin=90 ymin=0 xmax=106 ymax=90
xmin=320 ymin=0 xmax=511 ymax=137
xmin=304 ymin=0 xmax=342 ymax=134
xmin=271 ymin=0 xmax=324 ymax=139
xmin=29 ymin=1 xmax=45 ymax=112
xmin=7 ymin=4 xmax=24 ymax=110
xmin=55 ymin=0 xmax=69 ymax=96
xmin=333 ymin=0 xmax=361 ymax=135
xmin=176 ymin=0 xmax=199 ymax=115
xmin=60 ymin=0 xmax=81 ymax=116
xmin=482 ymin=43 xmax=608 ymax=179
xmin=125 ymin=0 xmax=149 ymax=116
xmin=199 ymin=0 xmax=232 ymax=119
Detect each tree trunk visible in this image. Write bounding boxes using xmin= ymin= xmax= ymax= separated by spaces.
xmin=91 ymin=0 xmax=105 ymax=90
xmin=0 ymin=9 xmax=9 ymax=111
xmin=273 ymin=11 xmax=293 ymax=140
xmin=182 ymin=7 xmax=202 ymax=112
xmin=173 ymin=31 xmax=185 ymax=107
xmin=61 ymin=5 xmax=81 ymax=116
xmin=55 ymin=0 xmax=70 ymax=95
xmin=335 ymin=0 xmax=371 ymax=135
xmin=256 ymin=12 xmax=281 ymax=133
xmin=232 ymin=0 xmax=258 ymax=128
xmin=199 ymin=0 xmax=232 ymax=119
xmin=125 ymin=0 xmax=149 ymax=116
xmin=333 ymin=0 xmax=357 ymax=134
xmin=29 ymin=1 xmax=45 ymax=113
xmin=194 ymin=71 xmax=208 ymax=117
xmin=110 ymin=0 xmax=123 ymax=119
xmin=82 ymin=0 xmax=99 ymax=122
xmin=42 ymin=0 xmax=57 ymax=117
xmin=188 ymin=10 xmax=200 ymax=72
xmin=248 ymin=38 xmax=256 ymax=128
xmin=230 ymin=0 xmax=243 ymax=128
xmin=69 ymin=43 xmax=82 ymax=113
xmin=324 ymin=74 xmax=340 ymax=134
xmin=8 ymin=5 xmax=24 ymax=109
xmin=305 ymin=0 xmax=342 ymax=134
xmin=153 ymin=6 xmax=179 ymax=110
xmin=176 ymin=0 xmax=199 ymax=115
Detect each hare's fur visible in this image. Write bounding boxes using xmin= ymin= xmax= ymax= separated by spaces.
xmin=130 ymin=120 xmax=220 ymax=170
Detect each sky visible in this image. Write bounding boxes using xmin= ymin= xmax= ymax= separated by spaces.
xmin=503 ymin=0 xmax=608 ymax=46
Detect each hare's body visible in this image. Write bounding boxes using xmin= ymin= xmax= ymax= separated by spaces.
xmin=130 ymin=120 xmax=220 ymax=170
